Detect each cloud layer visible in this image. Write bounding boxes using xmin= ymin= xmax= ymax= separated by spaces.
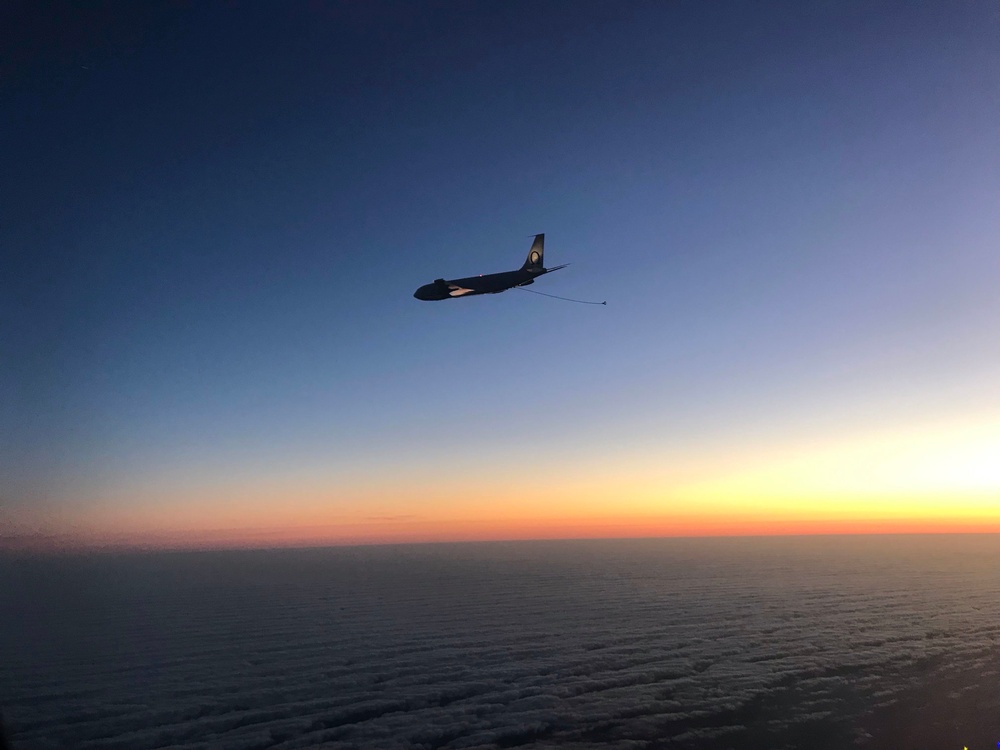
xmin=2 ymin=535 xmax=999 ymax=749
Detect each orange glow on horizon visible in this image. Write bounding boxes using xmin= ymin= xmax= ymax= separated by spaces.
xmin=6 ymin=412 xmax=997 ymax=552
xmin=6 ymin=504 xmax=1000 ymax=553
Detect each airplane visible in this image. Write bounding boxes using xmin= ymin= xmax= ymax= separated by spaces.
xmin=413 ymin=234 xmax=568 ymax=301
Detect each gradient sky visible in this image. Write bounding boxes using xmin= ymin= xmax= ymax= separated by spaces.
xmin=4 ymin=0 xmax=999 ymax=549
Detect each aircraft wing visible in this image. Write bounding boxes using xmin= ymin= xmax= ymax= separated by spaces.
xmin=434 ymin=278 xmax=477 ymax=297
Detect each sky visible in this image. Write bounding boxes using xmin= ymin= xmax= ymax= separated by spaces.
xmin=3 ymin=0 xmax=999 ymax=550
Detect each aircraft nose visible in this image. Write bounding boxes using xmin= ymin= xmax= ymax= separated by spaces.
xmin=414 ymin=284 xmax=433 ymax=301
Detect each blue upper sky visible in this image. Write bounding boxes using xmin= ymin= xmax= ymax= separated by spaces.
xmin=4 ymin=1 xmax=999 ymax=539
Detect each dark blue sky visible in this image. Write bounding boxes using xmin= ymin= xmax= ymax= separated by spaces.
xmin=4 ymin=1 xmax=999 ymax=544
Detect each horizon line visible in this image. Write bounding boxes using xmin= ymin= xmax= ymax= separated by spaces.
xmin=4 ymin=526 xmax=1000 ymax=556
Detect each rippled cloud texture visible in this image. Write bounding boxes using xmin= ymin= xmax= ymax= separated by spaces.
xmin=2 ymin=536 xmax=998 ymax=748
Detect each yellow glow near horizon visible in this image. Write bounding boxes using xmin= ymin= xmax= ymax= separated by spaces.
xmin=6 ymin=413 xmax=999 ymax=551
xmin=661 ymin=416 xmax=1000 ymax=516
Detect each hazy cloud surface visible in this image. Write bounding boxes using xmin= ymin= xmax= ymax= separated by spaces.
xmin=2 ymin=535 xmax=998 ymax=748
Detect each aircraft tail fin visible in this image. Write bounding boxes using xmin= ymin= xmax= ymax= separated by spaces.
xmin=522 ymin=234 xmax=544 ymax=271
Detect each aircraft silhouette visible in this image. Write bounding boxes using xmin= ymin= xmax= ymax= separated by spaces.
xmin=413 ymin=234 xmax=567 ymax=301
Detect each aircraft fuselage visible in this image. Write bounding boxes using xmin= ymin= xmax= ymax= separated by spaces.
xmin=413 ymin=234 xmax=565 ymax=301
xmin=413 ymin=268 xmax=541 ymax=301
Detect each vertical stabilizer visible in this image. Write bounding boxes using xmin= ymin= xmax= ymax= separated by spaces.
xmin=522 ymin=234 xmax=544 ymax=270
